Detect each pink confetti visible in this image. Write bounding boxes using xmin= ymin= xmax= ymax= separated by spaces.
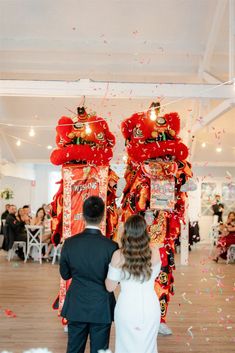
xmin=4 ymin=309 xmax=16 ymax=318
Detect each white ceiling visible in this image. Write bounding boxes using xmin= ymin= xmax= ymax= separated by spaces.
xmin=0 ymin=0 xmax=234 ymax=166
xmin=0 ymin=0 xmax=231 ymax=82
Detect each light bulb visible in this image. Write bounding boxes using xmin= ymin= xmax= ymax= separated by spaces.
xmin=85 ymin=124 xmax=91 ymax=135
xmin=47 ymin=145 xmax=52 ymax=150
xmin=216 ymin=147 xmax=222 ymax=153
xmin=16 ymin=139 xmax=21 ymax=146
xmin=29 ymin=127 xmax=35 ymax=137
xmin=201 ymin=142 xmax=206 ymax=148
xmin=123 ymin=155 xmax=128 ymax=162
xmin=150 ymin=108 xmax=157 ymax=121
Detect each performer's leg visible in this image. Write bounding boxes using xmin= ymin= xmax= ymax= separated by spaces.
xmin=89 ymin=322 xmax=111 ymax=353
xmin=67 ymin=321 xmax=89 ymax=353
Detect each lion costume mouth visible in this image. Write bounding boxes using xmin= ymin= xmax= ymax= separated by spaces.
xmin=50 ymin=144 xmax=113 ymax=166
xmin=126 ymin=139 xmax=188 ymax=163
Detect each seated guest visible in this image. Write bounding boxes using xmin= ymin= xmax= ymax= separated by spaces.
xmin=5 ymin=205 xmax=27 ymax=259
xmin=1 ymin=204 xmax=10 ymax=220
xmin=1 ymin=204 xmax=10 ymax=233
xmin=42 ymin=203 xmax=52 ymax=233
xmin=31 ymin=207 xmax=53 ymax=261
xmin=213 ymin=211 xmax=235 ymax=262
xmin=17 ymin=208 xmax=25 ymax=222
xmin=22 ymin=205 xmax=32 ymax=223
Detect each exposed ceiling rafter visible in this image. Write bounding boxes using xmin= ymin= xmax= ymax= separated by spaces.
xmin=191 ymin=98 xmax=235 ymax=134
xmin=201 ymin=71 xmax=222 ymax=84
xmin=198 ymin=0 xmax=227 ymax=79
xmin=0 ymin=131 xmax=17 ymax=163
xmin=0 ymin=79 xmax=234 ymax=99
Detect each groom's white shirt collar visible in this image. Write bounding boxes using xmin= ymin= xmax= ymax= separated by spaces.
xmin=85 ymin=225 xmax=100 ymax=230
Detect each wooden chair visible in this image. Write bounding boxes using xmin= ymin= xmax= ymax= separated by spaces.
xmin=24 ymin=225 xmax=48 ymax=264
xmin=209 ymin=224 xmax=220 ymax=255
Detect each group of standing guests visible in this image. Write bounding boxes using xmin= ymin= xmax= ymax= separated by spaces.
xmin=1 ymin=203 xmax=53 ymax=261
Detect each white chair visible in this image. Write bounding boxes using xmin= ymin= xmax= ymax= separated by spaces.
xmin=24 ymin=225 xmax=48 ymax=264
xmin=227 ymin=245 xmax=235 ymax=264
xmin=209 ymin=224 xmax=220 ymax=255
xmin=52 ymin=243 xmax=62 ymax=265
xmin=8 ymin=241 xmax=26 ymax=261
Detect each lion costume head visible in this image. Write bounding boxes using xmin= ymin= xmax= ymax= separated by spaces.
xmin=50 ymin=110 xmax=115 ymax=166
xmin=121 ymin=104 xmax=188 ymax=163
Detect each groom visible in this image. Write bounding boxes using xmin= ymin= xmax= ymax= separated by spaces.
xmin=60 ymin=196 xmax=118 ymax=353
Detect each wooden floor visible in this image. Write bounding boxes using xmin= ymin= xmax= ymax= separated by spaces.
xmin=0 ymin=244 xmax=234 ymax=353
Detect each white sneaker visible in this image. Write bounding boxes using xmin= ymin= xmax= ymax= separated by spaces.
xmin=64 ymin=325 xmax=68 ymax=333
xmin=158 ymin=323 xmax=173 ymax=335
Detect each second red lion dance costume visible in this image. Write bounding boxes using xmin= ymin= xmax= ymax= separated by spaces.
xmin=121 ymin=102 xmax=192 ymax=334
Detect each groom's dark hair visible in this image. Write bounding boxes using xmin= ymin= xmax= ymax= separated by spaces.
xmin=83 ymin=196 xmax=105 ymax=225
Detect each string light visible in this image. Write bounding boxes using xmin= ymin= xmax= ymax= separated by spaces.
xmin=85 ymin=124 xmax=92 ymax=135
xmin=216 ymin=147 xmax=222 ymax=153
xmin=201 ymin=142 xmax=206 ymax=148
xmin=47 ymin=145 xmax=52 ymax=150
xmin=16 ymin=139 xmax=21 ymax=146
xmin=29 ymin=127 xmax=35 ymax=137
xmin=123 ymin=155 xmax=128 ymax=162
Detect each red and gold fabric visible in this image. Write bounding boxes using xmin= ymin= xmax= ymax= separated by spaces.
xmin=58 ymin=164 xmax=109 ymax=316
xmin=106 ymin=169 xmax=119 ymax=240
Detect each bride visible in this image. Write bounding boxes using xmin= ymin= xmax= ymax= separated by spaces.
xmin=105 ymin=214 xmax=161 ymax=353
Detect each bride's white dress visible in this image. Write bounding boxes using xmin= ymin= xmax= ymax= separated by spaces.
xmin=107 ymin=262 xmax=161 ymax=353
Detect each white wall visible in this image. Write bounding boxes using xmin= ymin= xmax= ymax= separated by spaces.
xmin=0 ymin=162 xmax=61 ymax=214
xmin=33 ymin=164 xmax=61 ymax=212
xmin=0 ymin=162 xmax=36 ymax=213
xmin=0 ymin=175 xmax=34 ymax=212
xmin=1 ymin=162 xmax=35 ymax=180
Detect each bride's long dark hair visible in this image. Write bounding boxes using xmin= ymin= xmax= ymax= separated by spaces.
xmin=121 ymin=214 xmax=152 ymax=281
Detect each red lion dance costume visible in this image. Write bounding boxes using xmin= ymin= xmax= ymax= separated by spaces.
xmin=121 ymin=102 xmax=192 ymax=333
xmin=50 ymin=107 xmax=119 ymax=323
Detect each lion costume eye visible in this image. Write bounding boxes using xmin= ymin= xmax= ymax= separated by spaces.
xmin=96 ymin=132 xmax=105 ymax=141
xmin=156 ymin=117 xmax=166 ymax=126
xmin=133 ymin=127 xmax=143 ymax=138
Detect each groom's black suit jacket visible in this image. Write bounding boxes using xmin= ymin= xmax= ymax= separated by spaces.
xmin=60 ymin=228 xmax=118 ymax=323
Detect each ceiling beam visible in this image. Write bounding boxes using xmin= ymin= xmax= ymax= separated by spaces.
xmin=0 ymin=79 xmax=234 ymax=99
xmin=193 ymin=161 xmax=235 ymax=167
xmin=0 ymin=131 xmax=16 ymax=163
xmin=198 ymin=0 xmax=227 ymax=77
xmin=191 ymin=98 xmax=235 ymax=134
xmin=201 ymin=71 xmax=222 ymax=84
